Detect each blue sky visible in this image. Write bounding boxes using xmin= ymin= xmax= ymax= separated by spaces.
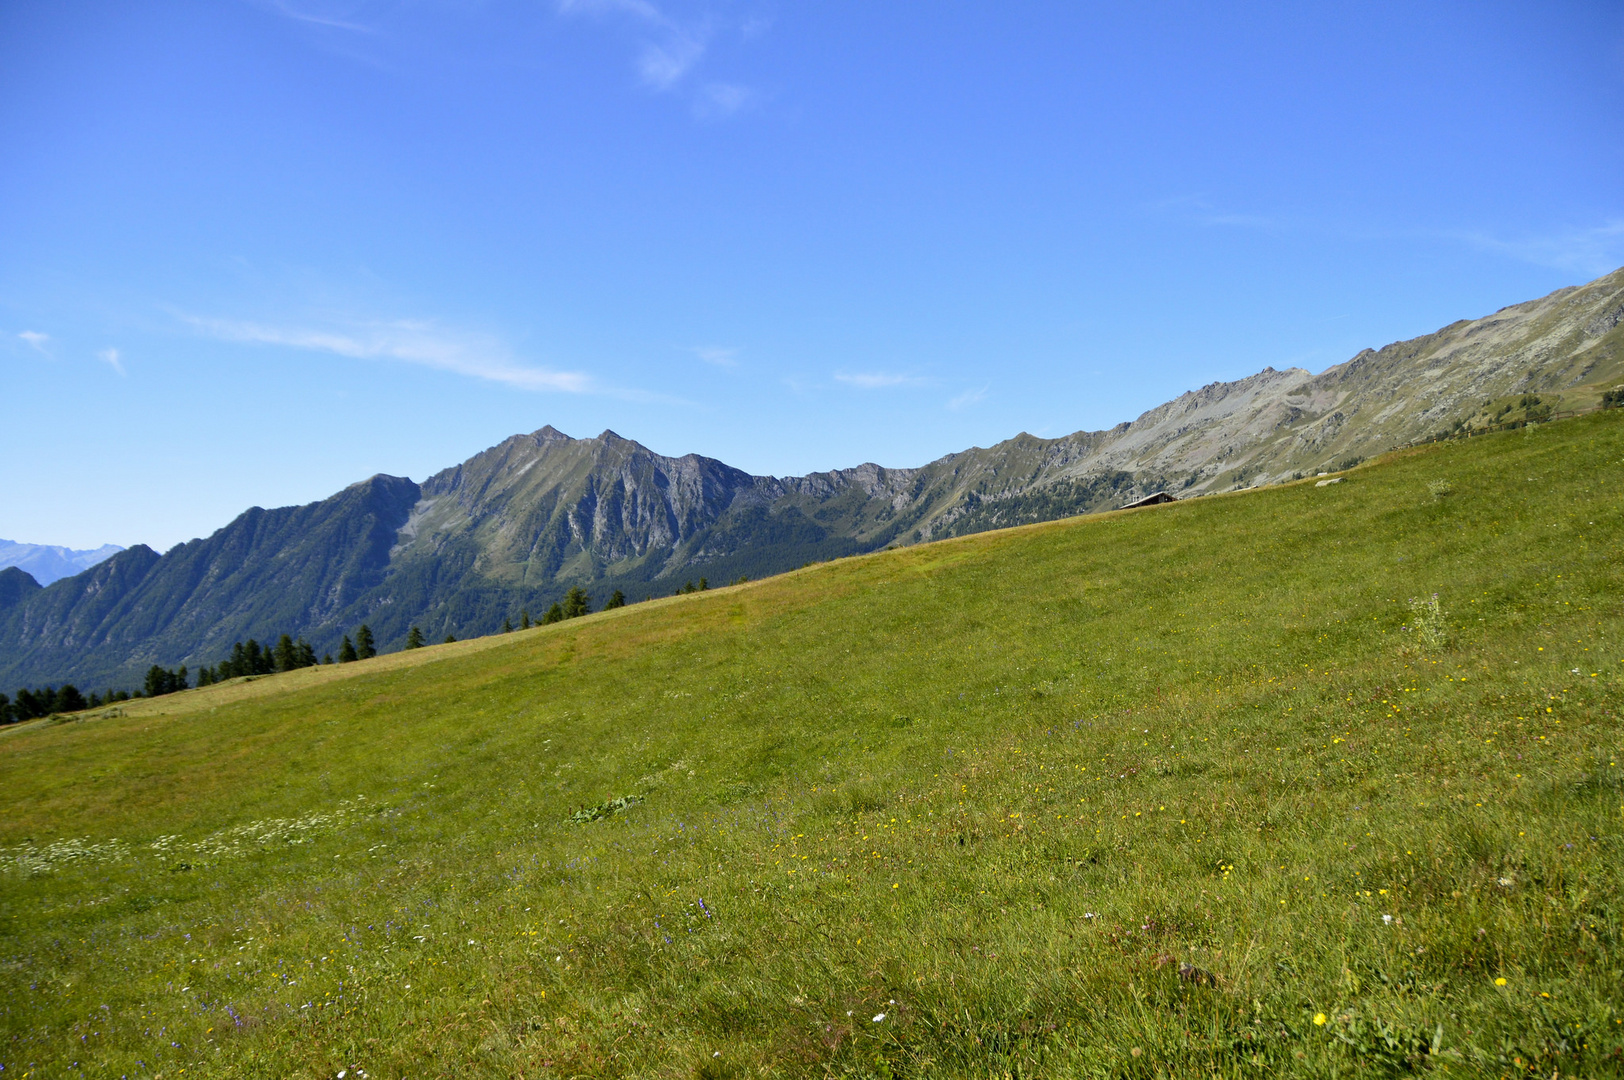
xmin=3 ymin=1 xmax=1622 ymax=551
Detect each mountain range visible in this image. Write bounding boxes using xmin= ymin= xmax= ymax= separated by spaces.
xmin=2 ymin=266 xmax=1621 ymax=692
xmin=0 ymin=540 xmax=123 ymax=587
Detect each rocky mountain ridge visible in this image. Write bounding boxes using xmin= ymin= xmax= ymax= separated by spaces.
xmin=0 ymin=539 xmax=124 ymax=586
xmin=2 ymin=266 xmax=1621 ymax=691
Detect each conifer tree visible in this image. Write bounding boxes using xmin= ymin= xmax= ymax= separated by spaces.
xmin=0 ymin=693 xmax=10 ymax=724
xmin=502 ymin=617 xmax=514 ymax=633
xmin=443 ymin=633 xmax=456 ymax=644
xmin=143 ymin=667 xmax=187 ymax=697
xmin=521 ymin=610 xmax=531 ymax=629
xmin=605 ymin=589 xmax=625 ymax=610
xmin=542 ymin=602 xmax=564 ymax=624
xmin=296 ymin=640 xmax=318 ymax=668
xmin=562 ymin=586 xmax=590 ymax=619
xmin=338 ymin=636 xmax=358 ymax=663
xmin=322 ymin=653 xmax=334 ymax=665
xmin=356 ymin=625 xmax=376 ymax=659
xmin=405 ymin=626 xmax=425 ymax=649
xmin=275 ymin=634 xmax=297 ymax=672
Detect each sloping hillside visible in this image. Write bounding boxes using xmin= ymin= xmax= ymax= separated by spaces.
xmin=1 ymin=412 xmax=1619 ymax=1077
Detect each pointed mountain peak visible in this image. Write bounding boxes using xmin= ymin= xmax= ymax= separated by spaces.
xmin=0 ymin=564 xmax=43 ymax=610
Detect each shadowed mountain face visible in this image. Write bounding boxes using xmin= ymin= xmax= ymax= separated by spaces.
xmin=3 ymin=268 xmax=1621 ymax=691
xmin=0 ymin=477 xmax=421 ymax=692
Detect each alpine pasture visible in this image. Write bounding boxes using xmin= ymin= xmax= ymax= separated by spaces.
xmin=2 ymin=414 xmax=1621 ymax=1078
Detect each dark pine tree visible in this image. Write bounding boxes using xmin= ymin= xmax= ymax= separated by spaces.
xmin=356 ymin=625 xmax=377 ymax=659
xmin=275 ymin=634 xmax=298 ymax=672
xmin=443 ymin=633 xmax=456 ymax=644
xmin=605 ymin=589 xmax=625 ymax=610
xmin=562 ymin=586 xmax=590 ymax=619
xmin=57 ymin=685 xmax=88 ymax=713
xmin=296 ymin=640 xmax=318 ymax=668
xmin=0 ymin=693 xmax=11 ymax=724
xmin=405 ymin=626 xmax=425 ymax=649
xmin=143 ymin=667 xmax=188 ymax=697
xmin=542 ymin=602 xmax=564 ymax=625
xmin=521 ymin=610 xmax=531 ymax=629
xmin=322 ymin=653 xmax=334 ymax=665
xmin=338 ymin=636 xmax=358 ymax=663
xmin=502 ymin=617 xmax=514 ymax=633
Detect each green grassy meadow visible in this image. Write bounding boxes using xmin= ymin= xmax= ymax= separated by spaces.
xmin=3 ymin=414 xmax=1623 ymax=1078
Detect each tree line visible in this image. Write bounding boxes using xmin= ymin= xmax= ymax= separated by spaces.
xmin=0 ymin=624 xmax=382 ymax=723
xmin=3 ymin=578 xmax=715 ymax=723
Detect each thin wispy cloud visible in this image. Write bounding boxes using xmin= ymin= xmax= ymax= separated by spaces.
xmin=1154 ymin=194 xmax=1624 ymax=278
xmin=186 ymin=315 xmax=591 ymax=393
xmin=1144 ymin=194 xmax=1292 ymax=235
xmin=559 ymin=0 xmax=707 ymax=90
xmin=256 ymin=0 xmax=376 ymax=33
xmin=18 ymin=331 xmax=52 ymax=357
xmin=97 ymin=348 xmax=126 ymax=376
xmin=639 ymin=34 xmax=707 ymax=90
xmin=947 ymin=385 xmax=988 ymax=411
xmin=834 ymin=371 xmax=927 ymax=389
xmin=690 ymin=345 xmax=739 ymax=367
xmin=695 ymin=82 xmax=758 ymax=119
xmin=557 ymin=0 xmax=763 ymax=109
xmin=558 ymin=0 xmax=665 ymax=22
xmin=1454 ymin=220 xmax=1624 ymax=277
xmin=1205 ymin=212 xmax=1279 ymax=229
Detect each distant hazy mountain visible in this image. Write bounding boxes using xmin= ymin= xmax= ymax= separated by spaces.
xmin=2 ymin=267 xmax=1620 ymax=692
xmin=0 ymin=540 xmax=124 ymax=586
